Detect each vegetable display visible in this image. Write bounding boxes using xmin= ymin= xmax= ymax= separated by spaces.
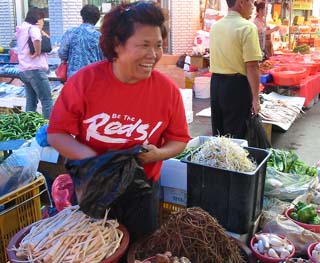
xmin=252 ymin=233 xmax=294 ymax=259
xmin=0 ymin=111 xmax=48 ymax=141
xmin=290 ymin=201 xmax=320 ymax=225
xmin=283 ymin=259 xmax=312 ymax=263
xmin=12 ymin=205 xmax=123 ymax=263
xmin=135 ymin=252 xmax=192 ymax=263
xmin=133 ymin=207 xmax=245 ymax=263
xmin=311 ymin=243 xmax=320 ymax=263
xmin=189 ymin=137 xmax=257 ymax=172
xmin=267 ymin=148 xmax=317 ymax=177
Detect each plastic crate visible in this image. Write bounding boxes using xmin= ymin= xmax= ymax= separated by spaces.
xmin=159 ymin=201 xmax=185 ymax=225
xmin=0 ymin=175 xmax=47 ymax=262
xmin=0 ymin=54 xmax=10 ymax=63
xmin=182 ymin=147 xmax=271 ymax=234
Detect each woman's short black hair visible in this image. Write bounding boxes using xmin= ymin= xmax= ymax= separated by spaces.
xmin=100 ymin=1 xmax=167 ymax=61
xmin=81 ymin=4 xmax=101 ymax=25
xmin=25 ymin=6 xmax=45 ymax=25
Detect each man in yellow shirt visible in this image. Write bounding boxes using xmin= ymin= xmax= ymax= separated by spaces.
xmin=209 ymin=0 xmax=262 ymax=139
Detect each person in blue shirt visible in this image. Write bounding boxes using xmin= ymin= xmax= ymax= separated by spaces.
xmin=58 ymin=4 xmax=103 ymax=79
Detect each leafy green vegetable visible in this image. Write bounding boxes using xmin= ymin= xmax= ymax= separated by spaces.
xmin=175 ymin=146 xmax=198 ymax=160
xmin=267 ymin=148 xmax=317 ymax=177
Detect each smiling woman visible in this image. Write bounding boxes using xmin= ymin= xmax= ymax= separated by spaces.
xmin=47 ymin=0 xmax=190 ymax=248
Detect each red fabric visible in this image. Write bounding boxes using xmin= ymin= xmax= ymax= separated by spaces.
xmin=48 ymin=60 xmax=191 ymax=181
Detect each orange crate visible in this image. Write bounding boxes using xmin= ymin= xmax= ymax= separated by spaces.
xmin=159 ymin=201 xmax=185 ymax=225
xmin=0 ymin=176 xmax=47 ymax=262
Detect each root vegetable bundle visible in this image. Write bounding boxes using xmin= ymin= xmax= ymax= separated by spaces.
xmin=11 ymin=205 xmax=123 ymax=263
xmin=133 ymin=207 xmax=245 ymax=263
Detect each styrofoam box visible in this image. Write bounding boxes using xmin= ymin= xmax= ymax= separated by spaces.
xmin=160 ymin=136 xmax=248 ymax=205
xmin=163 ymin=187 xmax=187 ymax=206
xmin=185 ymin=110 xmax=194 ymax=124
xmin=180 ymin=88 xmax=193 ymax=112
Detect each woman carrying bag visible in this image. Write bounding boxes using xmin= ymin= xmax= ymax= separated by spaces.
xmin=15 ymin=7 xmax=53 ymax=119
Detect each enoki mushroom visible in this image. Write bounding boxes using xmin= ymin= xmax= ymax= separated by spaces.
xmin=10 ymin=205 xmax=123 ymax=263
xmin=134 ymin=207 xmax=245 ymax=263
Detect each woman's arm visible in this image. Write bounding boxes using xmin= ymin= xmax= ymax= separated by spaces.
xmin=47 ymin=133 xmax=98 ymax=160
xmin=58 ymin=31 xmax=71 ymax=61
xmin=137 ymin=140 xmax=187 ymax=164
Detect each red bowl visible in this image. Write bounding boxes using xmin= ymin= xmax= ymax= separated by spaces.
xmin=285 ymin=208 xmax=320 ymax=233
xmin=7 ymin=224 xmax=129 ymax=263
xmin=307 ymin=242 xmax=320 ymax=263
xmin=296 ymin=62 xmax=319 ymax=75
xmin=270 ymin=66 xmax=307 ymax=86
xmin=250 ymin=233 xmax=295 ymax=263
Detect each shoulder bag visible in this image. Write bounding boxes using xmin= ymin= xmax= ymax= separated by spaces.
xmin=28 ymin=27 xmax=52 ymax=54
xmin=55 ymin=61 xmax=68 ymax=82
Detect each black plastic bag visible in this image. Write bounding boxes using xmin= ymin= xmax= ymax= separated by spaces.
xmin=245 ymin=115 xmax=271 ymax=149
xmin=66 ymin=145 xmax=151 ymax=218
xmin=28 ymin=34 xmax=52 ymax=54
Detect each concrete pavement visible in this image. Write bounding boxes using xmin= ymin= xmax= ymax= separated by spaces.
xmin=188 ymin=97 xmax=320 ymax=167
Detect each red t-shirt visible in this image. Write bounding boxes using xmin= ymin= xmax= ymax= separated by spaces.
xmin=48 ymin=60 xmax=190 ymax=181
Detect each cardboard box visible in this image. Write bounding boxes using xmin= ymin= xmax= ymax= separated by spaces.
xmin=184 ymin=71 xmax=198 ymax=89
xmin=190 ymin=56 xmax=209 ymax=68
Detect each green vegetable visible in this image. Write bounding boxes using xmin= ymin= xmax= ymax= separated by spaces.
xmin=267 ymin=148 xmax=318 ymax=177
xmin=290 ymin=211 xmax=299 ymax=221
xmin=0 ymin=111 xmax=48 ymax=141
xmin=297 ymin=204 xmax=317 ymax=223
xmin=311 ymin=216 xmax=320 ymax=225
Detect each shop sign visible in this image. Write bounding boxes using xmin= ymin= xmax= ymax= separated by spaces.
xmin=292 ymin=0 xmax=313 ymax=10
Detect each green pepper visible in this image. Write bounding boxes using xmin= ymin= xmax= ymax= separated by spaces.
xmin=311 ymin=215 xmax=320 ymax=225
xmin=295 ymin=201 xmax=307 ymax=211
xmin=290 ymin=211 xmax=299 ymax=221
xmin=297 ymin=204 xmax=317 ymax=223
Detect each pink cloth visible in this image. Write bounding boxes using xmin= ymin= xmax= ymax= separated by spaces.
xmin=15 ymin=22 xmax=48 ymax=72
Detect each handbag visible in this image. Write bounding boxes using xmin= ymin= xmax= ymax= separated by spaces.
xmin=28 ymin=27 xmax=52 ymax=54
xmin=55 ymin=61 xmax=68 ymax=81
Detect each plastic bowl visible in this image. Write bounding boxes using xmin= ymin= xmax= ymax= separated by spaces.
xmin=296 ymin=62 xmax=319 ymax=75
xmin=280 ymin=258 xmax=312 ymax=263
xmin=308 ymin=242 xmax=320 ymax=263
xmin=270 ymin=66 xmax=307 ymax=86
xmin=285 ymin=208 xmax=320 ymax=233
xmin=7 ymin=224 xmax=130 ymax=263
xmin=250 ymin=233 xmax=295 ymax=263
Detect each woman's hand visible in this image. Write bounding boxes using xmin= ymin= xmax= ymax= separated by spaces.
xmin=137 ymin=141 xmax=188 ymax=164
xmin=137 ymin=144 xmax=163 ymax=164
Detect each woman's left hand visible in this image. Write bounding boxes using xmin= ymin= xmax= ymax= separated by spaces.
xmin=137 ymin=144 xmax=161 ymax=164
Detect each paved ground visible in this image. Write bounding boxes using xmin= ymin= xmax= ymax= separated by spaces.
xmin=155 ymin=64 xmax=320 ymax=167
xmin=188 ymin=96 xmax=320 ymax=167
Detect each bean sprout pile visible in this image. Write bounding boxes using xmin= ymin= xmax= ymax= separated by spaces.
xmin=190 ymin=137 xmax=257 ymax=172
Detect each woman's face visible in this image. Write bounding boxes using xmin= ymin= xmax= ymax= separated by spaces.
xmin=114 ymin=24 xmax=163 ymax=84
xmin=258 ymin=7 xmax=265 ymax=18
